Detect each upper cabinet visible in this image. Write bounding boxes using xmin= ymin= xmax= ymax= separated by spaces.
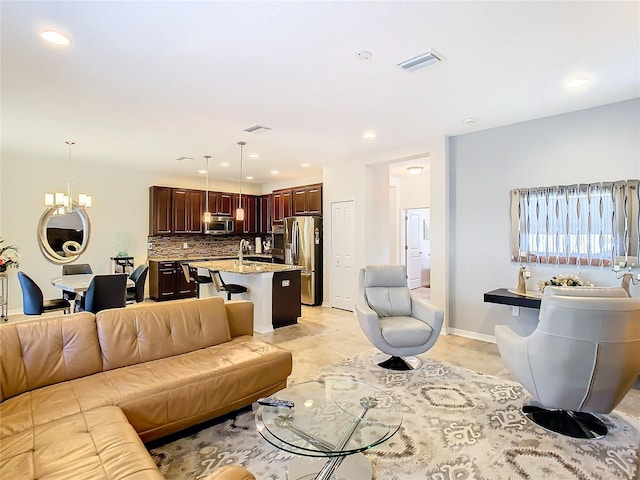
xmin=293 ymin=184 xmax=322 ymax=215
xmin=206 ymin=191 xmax=234 ymax=216
xmin=173 ymin=189 xmax=204 ymax=234
xmin=149 ymin=183 xmax=322 ymax=235
xmin=149 ymin=186 xmax=172 ymax=235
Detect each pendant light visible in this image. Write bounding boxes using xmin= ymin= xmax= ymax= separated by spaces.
xmin=44 ymin=141 xmax=92 ymax=215
xmin=203 ymin=155 xmax=212 ymax=224
xmin=236 ymin=141 xmax=246 ymax=221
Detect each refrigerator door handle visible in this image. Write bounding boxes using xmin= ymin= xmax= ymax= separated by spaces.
xmin=291 ymin=220 xmax=299 ymax=265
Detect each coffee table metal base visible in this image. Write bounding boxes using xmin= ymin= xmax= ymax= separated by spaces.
xmin=288 ymin=453 xmax=372 ymax=480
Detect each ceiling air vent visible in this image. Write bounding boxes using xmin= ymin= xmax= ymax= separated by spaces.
xmin=243 ymin=124 xmax=272 ymax=134
xmin=398 ymin=50 xmax=442 ymax=72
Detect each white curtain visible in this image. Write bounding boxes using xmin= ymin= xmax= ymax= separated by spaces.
xmin=511 ymin=180 xmax=639 ymax=267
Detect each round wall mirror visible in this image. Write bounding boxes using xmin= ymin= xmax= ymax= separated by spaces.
xmin=38 ymin=204 xmax=91 ymax=264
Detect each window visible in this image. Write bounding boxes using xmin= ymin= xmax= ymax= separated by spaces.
xmin=511 ymin=180 xmax=639 ymax=267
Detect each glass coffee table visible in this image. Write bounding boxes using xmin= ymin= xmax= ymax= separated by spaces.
xmin=255 ymin=379 xmax=402 ymax=480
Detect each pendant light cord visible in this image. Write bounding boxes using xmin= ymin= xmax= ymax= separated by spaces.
xmin=238 ymin=141 xmax=246 ymax=209
xmin=66 ymin=141 xmax=75 ymax=209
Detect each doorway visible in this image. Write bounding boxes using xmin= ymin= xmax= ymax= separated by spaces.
xmin=403 ymin=207 xmax=431 ymax=290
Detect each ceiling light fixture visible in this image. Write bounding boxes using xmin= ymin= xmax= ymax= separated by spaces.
xmin=464 ymin=117 xmax=476 ymax=125
xmin=197 ymin=169 xmax=207 ymax=174
xmin=271 ymin=170 xmax=279 ymax=175
xmin=203 ymin=155 xmax=212 ymax=224
xmin=363 ymin=131 xmax=376 ymax=140
xmin=236 ymin=141 xmax=246 ymax=221
xmin=176 ymin=156 xmax=193 ymax=162
xmin=357 ymin=50 xmax=372 ymax=60
xmin=301 ymin=163 xmax=310 ymax=168
xmin=245 ymin=176 xmax=254 ymax=180
xmin=407 ymin=166 xmax=424 ymax=175
xmin=41 ymin=30 xmax=71 ymax=46
xmin=220 ymin=162 xmax=230 ymax=167
xmin=567 ymin=77 xmax=589 ymax=88
xmin=398 ymin=50 xmax=442 ymax=72
xmin=249 ymin=153 xmax=259 ymax=159
xmin=44 ymin=141 xmax=91 ymax=215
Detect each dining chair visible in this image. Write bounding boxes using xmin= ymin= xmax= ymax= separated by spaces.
xmin=80 ymin=274 xmax=128 ymax=314
xmin=61 ymin=263 xmax=94 ymax=307
xmin=17 ymin=271 xmax=71 ymax=315
xmin=126 ymin=265 xmax=148 ymax=303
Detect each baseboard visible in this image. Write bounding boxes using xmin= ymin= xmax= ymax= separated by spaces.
xmin=448 ymin=327 xmax=496 ymax=344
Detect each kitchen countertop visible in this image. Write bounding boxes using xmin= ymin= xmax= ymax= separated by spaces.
xmin=190 ymin=259 xmax=301 ymax=275
xmin=149 ymin=254 xmax=274 ymax=262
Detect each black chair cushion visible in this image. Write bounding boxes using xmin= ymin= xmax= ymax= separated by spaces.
xmin=43 ymin=298 xmax=71 ymax=312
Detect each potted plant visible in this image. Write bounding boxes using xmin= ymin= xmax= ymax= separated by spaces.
xmin=0 ymin=239 xmax=20 ymax=272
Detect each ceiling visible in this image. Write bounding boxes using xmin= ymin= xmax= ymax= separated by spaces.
xmin=2 ymin=1 xmax=638 ymax=185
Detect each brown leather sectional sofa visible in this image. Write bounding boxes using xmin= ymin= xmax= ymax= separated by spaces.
xmin=0 ymin=297 xmax=291 ymax=479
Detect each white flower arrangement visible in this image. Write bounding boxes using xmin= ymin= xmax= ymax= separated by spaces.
xmin=537 ymin=273 xmax=593 ymax=292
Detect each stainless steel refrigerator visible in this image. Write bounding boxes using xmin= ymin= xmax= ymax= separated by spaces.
xmin=284 ymin=216 xmax=322 ymax=306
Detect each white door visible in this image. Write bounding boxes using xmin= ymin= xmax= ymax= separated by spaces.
xmin=331 ymin=200 xmax=355 ymax=311
xmin=406 ymin=211 xmax=422 ymax=289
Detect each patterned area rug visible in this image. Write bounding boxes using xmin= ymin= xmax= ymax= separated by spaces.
xmin=149 ymin=351 xmax=640 ymax=479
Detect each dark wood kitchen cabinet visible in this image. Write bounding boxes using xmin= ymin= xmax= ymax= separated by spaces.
xmin=149 ymin=186 xmax=172 ymax=235
xmin=272 ymin=189 xmax=292 ymax=225
xmin=149 ymin=260 xmax=196 ymax=301
xmin=235 ymin=194 xmax=258 ymax=234
xmin=206 ymin=191 xmax=234 ymax=216
xmin=293 ymin=184 xmax=322 ymax=215
xmin=173 ymin=189 xmax=204 ymax=234
xmin=259 ymin=194 xmax=272 ymax=233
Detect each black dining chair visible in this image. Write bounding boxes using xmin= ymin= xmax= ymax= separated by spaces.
xmin=126 ymin=265 xmax=148 ymax=303
xmin=180 ymin=263 xmax=214 ymax=298
xmin=17 ymin=271 xmax=71 ymax=315
xmin=80 ymin=274 xmax=128 ymax=314
xmin=211 ymin=270 xmax=248 ymax=301
xmin=61 ymin=263 xmax=94 ymax=307
xmin=62 ymin=263 xmax=93 ymax=275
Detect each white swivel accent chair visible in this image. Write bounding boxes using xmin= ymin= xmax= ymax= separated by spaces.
xmin=355 ymin=265 xmax=444 ymax=370
xmin=495 ymin=286 xmax=640 ymax=439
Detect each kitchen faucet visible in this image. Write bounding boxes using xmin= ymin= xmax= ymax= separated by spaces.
xmin=239 ymin=239 xmax=248 ymax=266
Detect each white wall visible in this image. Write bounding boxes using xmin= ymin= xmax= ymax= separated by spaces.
xmin=448 ymin=98 xmax=640 ymax=339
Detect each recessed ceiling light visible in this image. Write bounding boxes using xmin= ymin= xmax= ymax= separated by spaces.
xmin=301 ymin=163 xmax=310 ymax=168
xmin=245 ymin=176 xmax=254 ymax=180
xmin=398 ymin=50 xmax=442 ymax=72
xmin=363 ymin=131 xmax=376 ymax=140
xmin=249 ymin=153 xmax=260 ymax=159
xmin=567 ymin=77 xmax=589 ymax=88
xmin=220 ymin=162 xmax=230 ymax=167
xmin=271 ymin=170 xmax=279 ymax=175
xmin=41 ymin=30 xmax=71 ymax=45
xmin=407 ymin=166 xmax=424 ymax=175
xmin=197 ymin=169 xmax=206 ymax=174
xmin=357 ymin=50 xmax=372 ymax=60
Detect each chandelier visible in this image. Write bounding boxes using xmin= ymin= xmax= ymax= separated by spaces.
xmin=44 ymin=141 xmax=92 ymax=215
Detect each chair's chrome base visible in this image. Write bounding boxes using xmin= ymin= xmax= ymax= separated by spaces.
xmin=288 ymin=452 xmax=372 ymax=480
xmin=372 ymin=353 xmax=421 ymax=371
xmin=522 ymin=402 xmax=608 ymax=439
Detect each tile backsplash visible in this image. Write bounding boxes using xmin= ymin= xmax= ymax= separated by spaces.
xmin=148 ymin=234 xmax=262 ymax=259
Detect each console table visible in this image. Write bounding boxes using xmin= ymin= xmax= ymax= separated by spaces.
xmin=484 ymin=288 xmax=541 ymax=309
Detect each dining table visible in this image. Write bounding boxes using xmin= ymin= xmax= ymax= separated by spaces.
xmin=51 ymin=274 xmax=135 ymax=294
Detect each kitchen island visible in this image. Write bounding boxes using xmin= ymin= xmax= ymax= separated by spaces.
xmin=190 ymin=260 xmax=302 ymax=333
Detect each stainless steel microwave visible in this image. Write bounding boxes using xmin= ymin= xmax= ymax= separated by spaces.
xmin=205 ymin=217 xmax=235 ymax=235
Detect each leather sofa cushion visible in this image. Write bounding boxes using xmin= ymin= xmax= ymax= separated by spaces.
xmin=380 ymin=316 xmax=433 ymax=347
xmin=205 ymin=465 xmax=256 ymax=480
xmin=0 ymin=312 xmax=102 ymax=402
xmin=97 ymin=297 xmax=232 ymax=370
xmin=1 ymin=337 xmax=292 ymax=441
xmin=0 ymin=406 xmax=163 ymax=480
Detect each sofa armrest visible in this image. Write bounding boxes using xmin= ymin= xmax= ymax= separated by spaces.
xmin=225 ymin=300 xmax=254 ymax=337
xmin=205 ymin=465 xmax=256 ymax=480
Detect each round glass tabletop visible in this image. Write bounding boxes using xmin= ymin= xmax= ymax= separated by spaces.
xmin=255 ymin=379 xmax=402 ymax=458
